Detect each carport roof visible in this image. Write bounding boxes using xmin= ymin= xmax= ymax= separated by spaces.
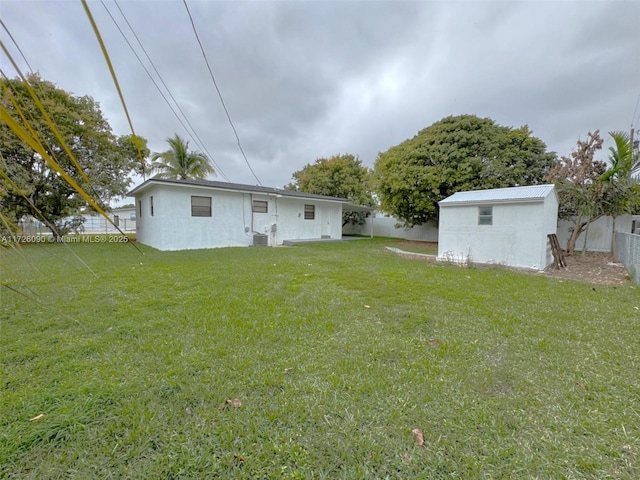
xmin=439 ymin=184 xmax=556 ymax=205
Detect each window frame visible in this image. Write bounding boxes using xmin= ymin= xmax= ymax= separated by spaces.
xmin=191 ymin=195 xmax=212 ymax=217
xmin=138 ymin=200 xmax=142 ymax=218
xmin=478 ymin=206 xmax=493 ymax=226
xmin=304 ymin=204 xmax=315 ymax=220
xmin=252 ymin=199 xmax=268 ymax=213
xmin=150 ymin=196 xmax=154 ymax=217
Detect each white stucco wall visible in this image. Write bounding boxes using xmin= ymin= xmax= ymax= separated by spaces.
xmin=438 ymin=199 xmax=557 ymax=270
xmin=134 ymin=185 xmax=343 ymax=251
xmin=556 ymin=215 xmax=633 ymax=253
xmin=343 ymin=212 xmax=439 ymax=241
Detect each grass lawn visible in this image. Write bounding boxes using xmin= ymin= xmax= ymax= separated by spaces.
xmin=1 ymin=239 xmax=639 ymax=478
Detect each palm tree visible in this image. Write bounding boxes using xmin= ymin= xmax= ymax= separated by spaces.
xmin=600 ymin=131 xmax=640 ymax=256
xmin=151 ymin=134 xmax=215 ymax=180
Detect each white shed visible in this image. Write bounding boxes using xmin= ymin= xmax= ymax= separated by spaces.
xmin=128 ymin=178 xmax=353 ymax=251
xmin=437 ymin=184 xmax=558 ymax=270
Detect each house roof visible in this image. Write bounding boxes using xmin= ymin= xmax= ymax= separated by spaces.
xmin=439 ymin=184 xmax=556 ymax=206
xmin=128 ymin=177 xmax=349 ymax=202
xmin=126 ymin=177 xmax=372 ymax=207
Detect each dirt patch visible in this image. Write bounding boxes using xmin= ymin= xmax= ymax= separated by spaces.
xmin=541 ymin=252 xmax=631 ymax=285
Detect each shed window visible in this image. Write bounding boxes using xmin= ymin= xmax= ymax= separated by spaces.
xmin=478 ymin=206 xmax=493 ymax=225
xmin=150 ymin=196 xmax=154 ymax=216
xmin=252 ymin=200 xmax=268 ymax=213
xmin=304 ymin=204 xmax=315 ymax=220
xmin=191 ymin=196 xmax=212 ymax=217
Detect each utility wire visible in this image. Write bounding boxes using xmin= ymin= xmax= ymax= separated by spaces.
xmin=100 ymin=0 xmax=229 ymax=181
xmin=109 ymin=0 xmax=229 ymax=182
xmin=0 ymin=19 xmax=33 ymax=73
xmin=182 ymin=0 xmax=263 ymax=186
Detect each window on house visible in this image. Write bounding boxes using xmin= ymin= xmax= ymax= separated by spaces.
xmin=113 ymin=215 xmax=119 ymax=227
xmin=138 ymin=200 xmax=142 ymax=218
xmin=478 ymin=206 xmax=493 ymax=225
xmin=252 ymin=200 xmax=268 ymax=213
xmin=130 ymin=214 xmax=136 ymax=221
xmin=304 ymin=204 xmax=315 ymax=220
xmin=191 ymin=195 xmax=212 ymax=217
xmin=150 ymin=196 xmax=154 ymax=216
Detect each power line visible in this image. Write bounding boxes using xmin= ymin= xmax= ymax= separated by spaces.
xmin=100 ymin=0 xmax=229 ymax=182
xmin=632 ymin=92 xmax=640 ymax=127
xmin=0 ymin=19 xmax=33 ymax=73
xmin=182 ymin=0 xmax=263 ymax=186
xmin=109 ymin=0 xmax=229 ymax=182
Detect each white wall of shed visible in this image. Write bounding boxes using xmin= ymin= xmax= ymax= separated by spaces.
xmin=437 ymin=201 xmax=553 ymax=270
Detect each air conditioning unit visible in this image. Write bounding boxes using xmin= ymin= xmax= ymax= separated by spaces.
xmin=253 ymin=234 xmax=268 ymax=246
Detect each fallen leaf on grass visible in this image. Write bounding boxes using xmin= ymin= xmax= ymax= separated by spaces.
xmin=364 ymin=305 xmax=371 ymax=309
xmin=411 ymin=428 xmax=424 ymax=445
xmin=576 ymin=382 xmax=586 ymax=389
xmin=29 ymin=413 xmax=45 ymax=421
xmin=231 ymin=398 xmax=242 ymax=408
xmin=403 ymin=453 xmax=412 ymax=464
xmin=428 ymin=338 xmax=439 ymax=346
xmin=185 ymin=407 xmax=192 ymax=415
xmin=105 ymin=326 xmax=113 ymax=332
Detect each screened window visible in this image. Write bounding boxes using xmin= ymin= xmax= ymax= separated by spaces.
xmin=191 ymin=196 xmax=212 ymax=217
xmin=478 ymin=206 xmax=493 ymax=225
xmin=150 ymin=196 xmax=154 ymax=216
xmin=113 ymin=215 xmax=120 ymax=227
xmin=304 ymin=204 xmax=315 ymax=220
xmin=252 ymin=200 xmax=268 ymax=213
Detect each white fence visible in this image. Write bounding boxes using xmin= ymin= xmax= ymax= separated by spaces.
xmin=615 ymin=232 xmax=640 ymax=285
xmin=556 ymin=215 xmax=637 ymax=253
xmin=343 ymin=213 xmax=439 ymax=242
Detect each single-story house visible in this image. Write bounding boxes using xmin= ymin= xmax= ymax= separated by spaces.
xmin=437 ymin=184 xmax=558 ymax=270
xmin=127 ymin=178 xmax=370 ymax=251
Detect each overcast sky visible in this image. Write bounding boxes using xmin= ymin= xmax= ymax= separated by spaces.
xmin=2 ymin=0 xmax=639 ymax=203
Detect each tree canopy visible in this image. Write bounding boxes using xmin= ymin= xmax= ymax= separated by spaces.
xmin=544 ymin=130 xmax=639 ymax=255
xmin=0 ymin=74 xmax=148 ymax=235
xmin=150 ymin=134 xmax=214 ymax=180
xmin=373 ymin=115 xmax=557 ymax=226
xmin=287 ymin=153 xmax=374 ymax=226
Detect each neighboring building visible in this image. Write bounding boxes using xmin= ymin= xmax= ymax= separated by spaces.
xmin=82 ymin=207 xmax=137 ymax=233
xmin=127 ymin=178 xmax=365 ymax=251
xmin=437 ymin=184 xmax=558 ymax=270
xmin=556 ymin=215 xmax=635 ymax=253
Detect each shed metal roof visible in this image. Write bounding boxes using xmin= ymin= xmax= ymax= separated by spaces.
xmin=439 ymin=184 xmax=556 ymax=205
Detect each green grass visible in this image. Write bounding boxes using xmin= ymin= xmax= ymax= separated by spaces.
xmin=1 ymin=239 xmax=639 ymax=478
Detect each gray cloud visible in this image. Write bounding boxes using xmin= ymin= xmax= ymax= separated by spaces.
xmin=2 ymin=0 xmax=639 ymax=196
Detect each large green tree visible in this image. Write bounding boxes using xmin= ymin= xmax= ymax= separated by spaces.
xmin=0 ymin=74 xmax=148 ymax=235
xmin=287 ymin=153 xmax=374 ymax=226
xmin=373 ymin=115 xmax=557 ymax=226
xmin=150 ymin=134 xmax=214 ymax=180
